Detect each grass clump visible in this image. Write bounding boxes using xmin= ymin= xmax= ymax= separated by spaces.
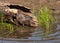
xmin=37 ymin=7 xmax=53 ymax=29
xmin=0 ymin=11 xmax=14 ymax=34
xmin=31 ymin=3 xmax=58 ymax=37
xmin=34 ymin=7 xmax=58 ymax=35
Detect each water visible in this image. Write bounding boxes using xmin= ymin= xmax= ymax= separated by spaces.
xmin=0 ymin=23 xmax=59 ymax=43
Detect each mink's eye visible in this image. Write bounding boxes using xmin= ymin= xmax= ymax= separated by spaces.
xmin=14 ymin=14 xmax=17 ymax=16
xmin=12 ymin=14 xmax=17 ymax=21
xmin=13 ymin=15 xmax=16 ymax=19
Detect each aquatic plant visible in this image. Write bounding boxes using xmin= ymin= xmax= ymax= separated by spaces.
xmin=0 ymin=11 xmax=14 ymax=34
xmin=37 ymin=7 xmax=58 ymax=29
xmin=38 ymin=7 xmax=52 ymax=28
xmin=32 ymin=6 xmax=58 ymax=35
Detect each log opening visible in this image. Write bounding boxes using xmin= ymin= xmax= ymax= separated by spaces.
xmin=7 ymin=5 xmax=31 ymax=13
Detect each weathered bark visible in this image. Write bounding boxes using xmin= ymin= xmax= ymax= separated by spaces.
xmin=0 ymin=2 xmax=38 ymax=27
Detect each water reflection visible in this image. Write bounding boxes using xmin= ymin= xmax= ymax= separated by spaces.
xmin=0 ymin=21 xmax=59 ymax=40
xmin=0 ymin=26 xmax=36 ymax=39
xmin=40 ymin=23 xmax=57 ymax=38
